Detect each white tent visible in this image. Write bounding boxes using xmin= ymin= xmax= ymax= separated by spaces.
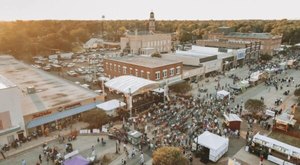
xmin=96 ymin=99 xmax=126 ymax=116
xmin=105 ymin=75 xmax=159 ymax=96
xmin=194 ymin=131 xmax=229 ymax=162
xmin=217 ymin=90 xmax=230 ymax=99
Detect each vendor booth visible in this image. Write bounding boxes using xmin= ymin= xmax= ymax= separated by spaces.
xmin=274 ymin=113 xmax=297 ymax=132
xmin=127 ymin=130 xmax=143 ymax=145
xmin=217 ymin=90 xmax=230 ymax=100
xmin=193 ymin=131 xmax=229 ymax=162
xmin=223 ymin=113 xmax=242 ymax=131
xmin=96 ymin=99 xmax=126 ymax=116
xmin=251 ymin=133 xmax=300 ymax=165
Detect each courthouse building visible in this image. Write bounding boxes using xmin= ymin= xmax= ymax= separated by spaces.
xmin=120 ymin=12 xmax=172 ymax=55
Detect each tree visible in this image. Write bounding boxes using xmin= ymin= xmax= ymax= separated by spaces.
xmin=169 ymin=81 xmax=192 ymax=94
xmin=260 ymin=54 xmax=273 ymax=61
xmin=294 ymin=88 xmax=300 ymax=97
xmin=152 ymin=147 xmax=189 ymax=165
xmin=245 ymin=99 xmax=266 ymax=116
xmin=81 ymin=109 xmax=110 ymax=128
xmin=151 ymin=52 xmax=161 ymax=58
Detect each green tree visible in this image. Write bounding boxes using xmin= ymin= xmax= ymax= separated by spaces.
xmin=151 ymin=52 xmax=161 ymax=58
xmin=81 ymin=109 xmax=110 ymax=128
xmin=169 ymin=81 xmax=191 ymax=94
xmin=245 ymin=99 xmax=266 ymax=116
xmin=294 ymin=88 xmax=300 ymax=97
xmin=152 ymin=147 xmax=189 ymax=165
xmin=260 ymin=54 xmax=273 ymax=61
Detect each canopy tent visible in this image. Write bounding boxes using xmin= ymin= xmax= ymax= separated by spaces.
xmin=223 ymin=113 xmax=242 ymax=131
xmin=105 ymin=75 xmax=159 ymax=96
xmin=96 ymin=99 xmax=126 ymax=116
xmin=239 ymin=80 xmax=250 ymax=88
xmin=64 ymin=155 xmax=89 ymax=165
xmin=249 ymin=71 xmax=263 ymax=82
xmin=194 ymin=131 xmax=229 ymax=162
xmin=274 ymin=112 xmax=296 ymax=132
xmin=217 ymin=90 xmax=230 ymax=100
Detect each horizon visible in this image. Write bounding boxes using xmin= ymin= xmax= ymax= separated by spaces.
xmin=1 ymin=0 xmax=300 ymax=21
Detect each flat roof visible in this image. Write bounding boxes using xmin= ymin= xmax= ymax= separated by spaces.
xmin=106 ymin=55 xmax=181 ymax=68
xmin=0 ymin=55 xmax=99 ymax=115
xmin=226 ymin=32 xmax=280 ymax=39
xmin=176 ymin=46 xmax=234 ymax=58
xmin=0 ymin=74 xmax=16 ymax=89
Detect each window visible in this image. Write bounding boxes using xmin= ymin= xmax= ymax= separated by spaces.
xmin=140 ymin=70 xmax=144 ymax=78
xmin=129 ymin=68 xmax=133 ymax=75
xmin=147 ymin=72 xmax=150 ymax=79
xmin=135 ymin=69 xmax=139 ymax=77
xmin=170 ymin=68 xmax=174 ymax=76
xmin=123 ymin=66 xmax=127 ymax=74
xmin=114 ymin=64 xmax=117 ymax=72
xmin=163 ymin=70 xmax=167 ymax=78
xmin=155 ymin=71 xmax=160 ymax=80
xmin=105 ymin=62 xmax=108 ymax=69
xmin=176 ymin=66 xmax=181 ymax=75
xmin=118 ymin=65 xmax=121 ymax=73
xmin=109 ymin=63 xmax=112 ymax=70
xmin=0 ymin=120 xmax=3 ymax=130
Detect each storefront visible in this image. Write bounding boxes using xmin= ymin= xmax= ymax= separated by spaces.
xmin=24 ymin=98 xmax=102 ymax=135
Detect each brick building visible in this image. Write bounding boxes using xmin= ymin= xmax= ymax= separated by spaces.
xmin=103 ymin=56 xmax=183 ymax=82
xmin=196 ymin=39 xmax=261 ymax=60
xmin=205 ymin=27 xmax=282 ymax=55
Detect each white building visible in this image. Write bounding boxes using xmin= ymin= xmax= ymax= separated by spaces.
xmin=0 ymin=75 xmax=25 ymax=144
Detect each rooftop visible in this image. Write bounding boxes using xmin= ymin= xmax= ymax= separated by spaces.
xmin=106 ymin=55 xmax=181 ymax=68
xmin=225 ymin=32 xmax=279 ymax=39
xmin=0 ymin=55 xmax=99 ymax=115
xmin=176 ymin=46 xmax=233 ymax=58
xmin=0 ymin=74 xmax=16 ymax=89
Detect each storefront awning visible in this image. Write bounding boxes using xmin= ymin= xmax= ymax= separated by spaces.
xmin=26 ymin=102 xmax=100 ymax=129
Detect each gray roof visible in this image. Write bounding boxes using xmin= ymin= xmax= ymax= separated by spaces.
xmin=0 ymin=55 xmax=99 ymax=115
xmin=106 ymin=55 xmax=181 ymax=68
xmin=226 ymin=32 xmax=275 ymax=39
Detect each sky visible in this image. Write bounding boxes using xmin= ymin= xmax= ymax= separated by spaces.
xmin=0 ymin=0 xmax=299 ymax=21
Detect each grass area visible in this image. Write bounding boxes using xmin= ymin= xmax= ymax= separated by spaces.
xmin=269 ymin=131 xmax=300 ymax=148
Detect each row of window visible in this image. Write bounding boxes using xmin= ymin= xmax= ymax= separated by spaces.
xmin=145 ymin=40 xmax=170 ymax=47
xmin=155 ymin=67 xmax=181 ymax=80
xmin=105 ymin=62 xmax=181 ymax=80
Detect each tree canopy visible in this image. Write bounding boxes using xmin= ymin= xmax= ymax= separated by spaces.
xmin=151 ymin=52 xmax=161 ymax=58
xmin=81 ymin=109 xmax=110 ymax=128
xmin=294 ymin=88 xmax=300 ymax=97
xmin=245 ymin=99 xmax=266 ymax=116
xmin=1 ymin=19 xmax=300 ymax=61
xmin=152 ymin=147 xmax=189 ymax=165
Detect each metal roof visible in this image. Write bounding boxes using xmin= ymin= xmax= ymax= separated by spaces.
xmin=26 ymin=102 xmax=99 ymax=129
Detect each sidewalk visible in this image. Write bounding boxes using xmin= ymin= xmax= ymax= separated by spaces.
xmin=233 ymin=147 xmax=274 ymax=165
xmin=0 ymin=122 xmax=88 ymax=160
